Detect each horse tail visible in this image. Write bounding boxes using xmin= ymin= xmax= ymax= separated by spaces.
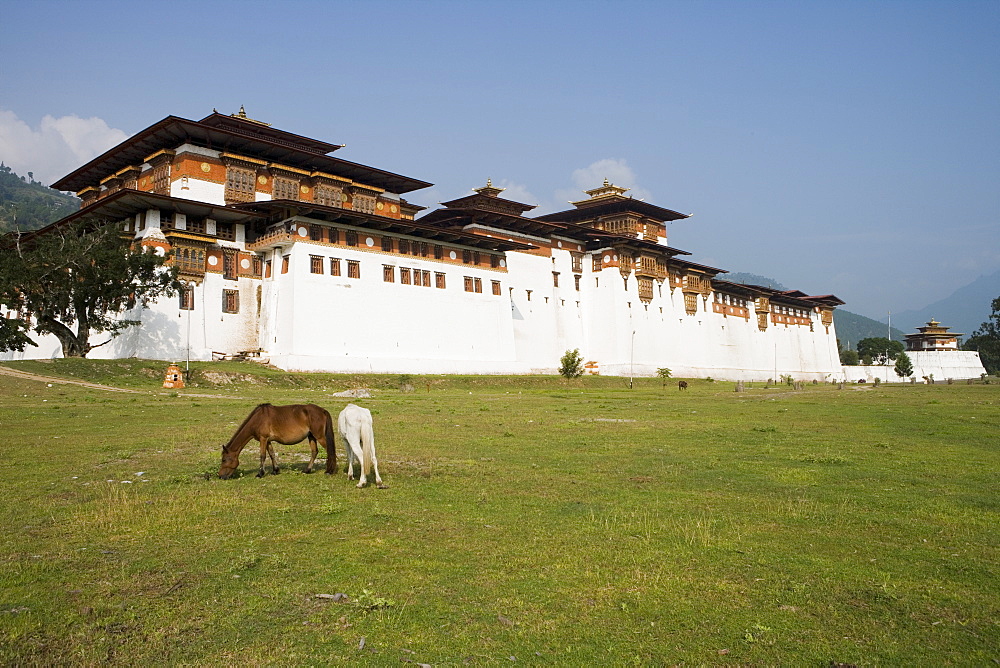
xmin=360 ymin=412 xmax=375 ymax=478
xmin=324 ymin=408 xmax=337 ymax=470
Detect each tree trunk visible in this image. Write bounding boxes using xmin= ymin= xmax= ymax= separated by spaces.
xmin=37 ymin=315 xmax=90 ymax=357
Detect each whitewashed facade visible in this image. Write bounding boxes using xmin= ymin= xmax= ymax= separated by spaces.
xmin=4 ymin=110 xmax=858 ymax=381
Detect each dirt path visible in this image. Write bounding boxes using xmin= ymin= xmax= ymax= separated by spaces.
xmin=0 ymin=365 xmax=233 ymax=399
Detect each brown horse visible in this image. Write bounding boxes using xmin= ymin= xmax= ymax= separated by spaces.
xmin=219 ymin=403 xmax=336 ymax=479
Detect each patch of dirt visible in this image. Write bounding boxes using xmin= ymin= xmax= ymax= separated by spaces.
xmin=197 ymin=371 xmax=264 ymax=385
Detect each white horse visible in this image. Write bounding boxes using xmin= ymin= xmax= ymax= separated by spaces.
xmin=338 ymin=403 xmax=385 ymax=488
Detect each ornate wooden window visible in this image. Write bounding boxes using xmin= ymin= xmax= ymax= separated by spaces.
xmin=217 ymin=223 xmax=235 ymax=241
xmin=173 ymin=244 xmax=206 ymax=276
xmin=382 ymin=236 xmax=394 ymax=252
xmin=552 ymin=272 xmax=560 ymax=288
xmin=314 ymin=184 xmax=342 ymax=207
xmin=462 ymin=249 xmax=473 ymax=264
xmin=345 ymin=231 xmax=358 ymax=247
xmin=225 ymin=166 xmax=256 ymax=204
xmin=223 ymin=250 xmax=237 ymax=280
xmin=400 ymin=267 xmax=411 ymax=285
xmin=383 ymin=265 xmax=394 ymax=283
xmin=309 ymin=225 xmax=323 ymax=242
xmin=593 ymin=255 xmax=603 ymax=272
xmin=421 ymin=270 xmax=432 ymax=287
xmin=310 ymin=256 xmax=324 ymax=274
xmin=684 ymin=292 xmax=698 ymax=315
xmin=435 ymin=272 xmax=446 ymax=289
xmin=186 ymin=217 xmax=206 ymax=235
xmin=473 ymin=251 xmax=481 ymax=265
xmin=264 ymin=260 xmax=272 ymax=278
xmin=179 ymin=286 xmax=194 ymax=310
xmin=571 ymin=253 xmax=583 ymax=273
xmin=574 ymin=275 xmax=581 ymax=291
xmin=352 ymin=194 xmax=376 ymax=214
xmin=490 ymin=254 xmax=501 ymax=269
xmin=492 ymin=280 xmax=501 ymax=296
xmin=347 ymin=260 xmax=360 ymax=279
xmin=398 ymin=239 xmax=410 ymax=254
xmin=419 ymin=243 xmax=429 ymax=258
xmin=329 ymin=258 xmax=341 ymax=276
xmin=160 ymin=212 xmax=174 ymax=230
xmin=281 ymin=255 xmax=290 ymax=274
xmin=273 ymin=176 xmax=299 ymax=201
xmin=474 ymin=278 xmax=482 ymax=293
xmin=151 ymin=164 xmax=170 ymax=196
xmin=252 ymin=256 xmax=263 ymax=277
xmin=638 ymin=277 xmax=654 ymax=303
xmin=464 ymin=276 xmax=474 ymax=292
xmin=223 ymin=289 xmax=240 ymax=314
xmin=434 ymin=245 xmax=443 ymax=260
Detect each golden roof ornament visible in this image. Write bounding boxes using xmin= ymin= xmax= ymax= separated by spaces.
xmin=570 ymin=178 xmax=630 ymax=207
xmin=474 ymin=178 xmax=505 ymax=198
xmin=229 ymin=105 xmax=271 ymax=127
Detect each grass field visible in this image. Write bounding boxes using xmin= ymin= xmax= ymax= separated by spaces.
xmin=0 ymin=359 xmax=997 ymax=666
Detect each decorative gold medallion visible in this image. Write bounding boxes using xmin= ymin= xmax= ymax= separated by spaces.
xmin=201 ymin=162 xmax=211 ymax=173
xmin=376 ymin=202 xmax=384 ymax=210
xmin=341 ymin=193 xmax=349 ymax=202
xmin=390 ymin=204 xmax=398 ymax=213
xmin=258 ymin=175 xmax=267 ymax=185
xmin=300 ymin=185 xmax=309 ymax=194
xmin=140 ymin=178 xmax=147 ymax=187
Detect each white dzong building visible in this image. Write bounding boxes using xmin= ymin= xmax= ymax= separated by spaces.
xmin=5 ymin=109 xmax=849 ymax=381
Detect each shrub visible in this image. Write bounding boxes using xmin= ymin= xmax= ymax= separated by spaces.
xmin=558 ymin=349 xmax=584 ymax=379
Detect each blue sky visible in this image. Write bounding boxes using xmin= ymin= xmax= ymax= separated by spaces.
xmin=2 ymin=0 xmax=997 ymax=321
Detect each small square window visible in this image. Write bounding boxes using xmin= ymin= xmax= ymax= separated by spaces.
xmin=223 ymin=289 xmax=240 ymax=314
xmin=347 ymin=260 xmax=360 ymax=279
xmin=310 ymin=256 xmax=324 ymax=274
xmin=330 ymin=258 xmax=341 ymax=276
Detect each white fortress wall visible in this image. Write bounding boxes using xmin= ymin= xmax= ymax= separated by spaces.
xmin=265 ymin=229 xmax=523 ymax=374
xmin=845 ymin=350 xmax=987 ymax=383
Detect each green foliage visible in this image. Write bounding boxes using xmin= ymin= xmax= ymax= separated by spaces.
xmin=894 ymin=351 xmax=914 ymax=378
xmin=857 ymin=337 xmax=904 ymax=365
xmin=840 ymin=348 xmax=860 ymax=365
xmin=558 ymin=348 xmax=584 ymax=379
xmin=656 ymin=367 xmax=672 ymax=387
xmin=962 ymin=296 xmax=1000 ymax=375
xmin=0 ymin=219 xmax=179 ymax=357
xmin=0 ymin=364 xmax=998 ymax=665
xmin=0 ymin=163 xmax=80 ymax=233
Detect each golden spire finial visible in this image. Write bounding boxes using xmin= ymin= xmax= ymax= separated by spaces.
xmin=603 ymin=177 xmax=610 ymax=187
xmin=474 ymin=178 xmax=505 ymax=197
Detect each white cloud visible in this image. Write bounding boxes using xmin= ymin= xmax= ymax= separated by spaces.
xmin=555 ymin=158 xmax=653 ymax=207
xmin=0 ymin=109 xmax=128 ymax=188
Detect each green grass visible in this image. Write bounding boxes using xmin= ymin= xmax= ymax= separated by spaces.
xmin=0 ymin=361 xmax=997 ymax=665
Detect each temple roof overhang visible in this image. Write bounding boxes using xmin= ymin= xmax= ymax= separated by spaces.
xmin=417 ymin=207 xmax=565 ymax=238
xmin=8 ymin=189 xmax=262 ymax=246
xmin=51 ymin=115 xmax=433 ymax=195
xmin=534 ymin=198 xmax=691 ymax=224
xmin=232 ymin=200 xmax=537 ymax=252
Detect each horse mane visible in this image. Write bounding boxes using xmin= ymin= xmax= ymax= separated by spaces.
xmin=223 ymin=403 xmax=272 ymax=453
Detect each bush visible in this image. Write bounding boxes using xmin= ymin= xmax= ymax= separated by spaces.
xmin=558 ymin=349 xmax=584 ymax=379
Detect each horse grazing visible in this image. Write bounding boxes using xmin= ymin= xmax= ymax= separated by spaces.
xmin=678 ymin=380 xmax=688 ymax=390
xmin=338 ymin=403 xmax=385 ymax=488
xmin=219 ymin=403 xmax=336 ymax=479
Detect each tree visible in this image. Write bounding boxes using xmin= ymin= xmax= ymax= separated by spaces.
xmin=0 ymin=219 xmax=179 ymax=358
xmin=894 ymin=351 xmax=914 ymax=379
xmin=840 ymin=348 xmax=860 ymax=366
xmin=857 ymin=337 xmax=904 ymax=365
xmin=558 ymin=348 xmax=584 ymax=379
xmin=656 ymin=367 xmax=672 ymax=388
xmin=963 ymin=296 xmax=1000 ymax=375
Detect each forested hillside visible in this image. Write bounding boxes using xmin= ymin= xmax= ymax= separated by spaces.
xmin=0 ymin=164 xmax=79 ymax=233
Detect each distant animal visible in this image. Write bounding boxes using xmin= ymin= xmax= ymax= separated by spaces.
xmin=219 ymin=403 xmax=336 ymax=479
xmin=678 ymin=380 xmax=688 ymax=390
xmin=338 ymin=403 xmax=385 ymax=488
